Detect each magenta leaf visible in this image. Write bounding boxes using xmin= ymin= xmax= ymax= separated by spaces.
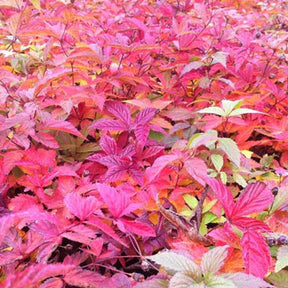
xmin=39 ymin=119 xmax=85 ymax=139
xmin=106 ymin=101 xmax=131 ymax=127
xmin=96 ymin=183 xmax=142 ymax=218
xmin=89 ymin=119 xmax=128 ymax=131
xmin=206 ymin=178 xmax=235 ymax=219
xmin=99 ymin=134 xmax=118 ymax=155
xmin=64 ymin=193 xmax=100 ymax=221
xmin=146 ymin=153 xmax=180 ymax=183
xmin=241 ymin=230 xmax=271 ymax=278
xmin=117 ymin=218 xmax=156 ymax=237
xmin=85 ymin=215 xmax=128 ymax=247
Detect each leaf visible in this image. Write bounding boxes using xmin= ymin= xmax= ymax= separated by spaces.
xmin=29 ymin=0 xmax=40 ymax=9
xmin=146 ymin=251 xmax=201 ymax=279
xmin=275 ymin=246 xmax=288 ymax=272
xmin=267 ymin=270 xmax=288 ymax=288
xmin=106 ymin=101 xmax=131 ymax=126
xmin=201 ymin=245 xmax=229 ymax=276
xmin=241 ymin=230 xmax=271 ymax=278
xmin=89 ymin=119 xmax=128 ymax=131
xmin=229 ymin=108 xmax=264 ymax=116
xmin=169 ymin=272 xmax=202 ymax=288
xmin=146 ymin=154 xmax=180 ymax=183
xmin=96 ymin=183 xmax=142 ymax=218
xmin=211 ymin=52 xmax=227 ymax=68
xmin=211 ymin=154 xmax=224 ymax=172
xmin=218 ymin=138 xmax=240 ymax=167
xmin=64 ymin=193 xmax=99 ymax=221
xmin=222 ymin=272 xmax=275 ymax=288
xmin=205 ymin=276 xmax=236 ymax=288
xmin=99 ymin=134 xmax=118 ymax=155
xmin=184 ymin=157 xmax=208 ymax=186
xmin=85 ymin=215 xmax=128 ymax=248
xmin=206 ymin=178 xmax=235 ymax=219
xmin=180 ymin=61 xmax=204 ymax=76
xmin=135 ymin=108 xmax=157 ymax=126
xmin=232 ymin=182 xmax=274 ymax=218
xmin=117 ymin=218 xmax=155 ymax=237
xmin=39 ymin=119 xmax=85 ymax=139
xmin=0 ymin=0 xmax=22 ymax=8
xmin=134 ymin=278 xmax=169 ymax=288
xmin=196 ymin=107 xmax=225 ymax=116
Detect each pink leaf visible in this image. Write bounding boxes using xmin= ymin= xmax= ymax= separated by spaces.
xmin=135 ymin=108 xmax=157 ymax=126
xmin=135 ymin=124 xmax=150 ymax=145
xmin=146 ymin=154 xmax=180 ymax=183
xmin=206 ymin=178 xmax=235 ymax=219
xmin=106 ymin=101 xmax=131 ymax=126
xmin=85 ymin=215 xmax=128 ymax=247
xmin=232 ymin=217 xmax=271 ymax=232
xmin=117 ymin=218 xmax=156 ymax=237
xmin=241 ymin=230 xmax=271 ymax=278
xmin=184 ymin=157 xmax=208 ymax=186
xmin=100 ymin=134 xmax=118 ymax=155
xmin=232 ymin=182 xmax=274 ymax=218
xmin=208 ymin=223 xmax=241 ymax=248
xmin=90 ymin=119 xmax=128 ymax=131
xmin=32 ymin=132 xmax=59 ymax=149
xmin=96 ymin=183 xmax=142 ymax=218
xmin=39 ymin=119 xmax=85 ymax=139
xmin=64 ymin=193 xmax=99 ymax=221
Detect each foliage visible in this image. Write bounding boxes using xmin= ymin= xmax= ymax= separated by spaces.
xmin=0 ymin=0 xmax=288 ymax=286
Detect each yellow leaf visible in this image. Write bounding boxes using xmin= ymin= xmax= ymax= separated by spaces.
xmin=29 ymin=0 xmax=40 ymax=10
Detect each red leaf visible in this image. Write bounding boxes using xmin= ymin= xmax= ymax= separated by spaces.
xmin=184 ymin=157 xmax=208 ymax=186
xmin=39 ymin=119 xmax=85 ymax=139
xmin=241 ymin=230 xmax=271 ymax=278
xmin=232 ymin=182 xmax=274 ymax=218
xmin=64 ymin=193 xmax=100 ymax=221
xmin=117 ymin=218 xmax=156 ymax=237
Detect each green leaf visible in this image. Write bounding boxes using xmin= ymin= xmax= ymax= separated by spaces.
xmin=270 ymin=187 xmax=288 ymax=214
xmin=169 ymin=272 xmax=204 ymax=288
xmin=229 ymin=108 xmax=264 ymax=116
xmin=187 ymin=130 xmax=218 ymax=149
xmin=221 ymin=100 xmax=242 ymax=116
xmin=201 ymin=245 xmax=229 ymax=276
xmin=267 ymin=270 xmax=288 ymax=288
xmin=183 ymin=194 xmax=198 ymax=210
xmin=233 ymin=173 xmax=247 ymax=187
xmin=220 ymin=171 xmax=227 ymax=184
xmin=146 ymin=251 xmax=201 ymax=280
xmin=196 ymin=107 xmax=225 ymax=116
xmin=275 ymin=246 xmax=288 ymax=272
xmin=211 ymin=154 xmax=224 ymax=172
xmin=205 ymin=276 xmax=236 ymax=288
xmin=218 ymin=138 xmax=241 ymax=167
xmin=211 ymin=52 xmax=227 ymax=68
